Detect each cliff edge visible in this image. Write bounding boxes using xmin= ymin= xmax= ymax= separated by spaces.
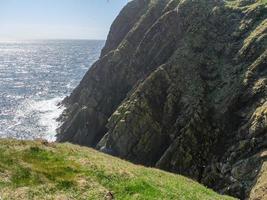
xmin=0 ymin=139 xmax=234 ymax=199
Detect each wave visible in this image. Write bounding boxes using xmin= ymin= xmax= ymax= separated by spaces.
xmin=7 ymin=97 xmax=64 ymax=142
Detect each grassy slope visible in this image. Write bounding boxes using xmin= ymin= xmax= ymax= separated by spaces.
xmin=0 ymin=139 xmax=236 ymax=200
xmin=248 ymin=152 xmax=267 ymax=200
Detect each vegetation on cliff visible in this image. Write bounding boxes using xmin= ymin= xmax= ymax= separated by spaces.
xmin=0 ymin=139 xmax=235 ymax=200
xmin=57 ymin=0 xmax=267 ymax=199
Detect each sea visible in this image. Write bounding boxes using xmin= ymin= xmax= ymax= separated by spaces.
xmin=0 ymin=40 xmax=104 ymax=141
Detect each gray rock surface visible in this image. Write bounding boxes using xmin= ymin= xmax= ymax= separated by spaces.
xmin=57 ymin=0 xmax=267 ymax=199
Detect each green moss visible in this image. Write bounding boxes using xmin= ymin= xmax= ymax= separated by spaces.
xmin=0 ymin=139 xmax=235 ymax=200
xmin=239 ymin=19 xmax=267 ymax=56
xmin=226 ymin=0 xmax=267 ymax=9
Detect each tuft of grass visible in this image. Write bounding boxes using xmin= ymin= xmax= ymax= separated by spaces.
xmin=226 ymin=0 xmax=267 ymax=9
xmin=0 ymin=139 xmax=236 ymax=200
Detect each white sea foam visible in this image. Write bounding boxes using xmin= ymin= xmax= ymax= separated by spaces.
xmin=38 ymin=98 xmax=65 ymax=141
xmin=31 ymin=97 xmax=65 ymax=142
xmin=12 ymin=97 xmax=65 ymax=142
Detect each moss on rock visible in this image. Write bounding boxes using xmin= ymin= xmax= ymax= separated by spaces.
xmin=58 ymin=0 xmax=267 ymax=199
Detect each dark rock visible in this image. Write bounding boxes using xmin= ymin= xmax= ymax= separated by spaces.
xmin=57 ymin=0 xmax=267 ymax=199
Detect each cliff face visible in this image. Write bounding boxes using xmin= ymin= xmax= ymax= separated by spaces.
xmin=57 ymin=0 xmax=267 ymax=199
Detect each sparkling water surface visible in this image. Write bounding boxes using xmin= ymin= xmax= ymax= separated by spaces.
xmin=0 ymin=40 xmax=104 ymax=141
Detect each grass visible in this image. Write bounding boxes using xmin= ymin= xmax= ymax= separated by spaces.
xmin=0 ymin=139 xmax=236 ymax=200
xmin=225 ymin=0 xmax=267 ymax=9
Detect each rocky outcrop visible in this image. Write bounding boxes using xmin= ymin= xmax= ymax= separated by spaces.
xmin=57 ymin=0 xmax=267 ymax=199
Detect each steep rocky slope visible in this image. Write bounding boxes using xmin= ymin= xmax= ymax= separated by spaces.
xmin=57 ymin=0 xmax=267 ymax=199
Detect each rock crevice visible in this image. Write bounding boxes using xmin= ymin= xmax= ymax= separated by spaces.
xmin=57 ymin=0 xmax=267 ymax=199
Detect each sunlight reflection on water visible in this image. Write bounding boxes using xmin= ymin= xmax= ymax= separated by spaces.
xmin=0 ymin=40 xmax=104 ymax=141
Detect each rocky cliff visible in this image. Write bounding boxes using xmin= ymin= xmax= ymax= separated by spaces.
xmin=57 ymin=0 xmax=267 ymax=199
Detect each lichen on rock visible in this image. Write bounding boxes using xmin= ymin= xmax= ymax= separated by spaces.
xmin=57 ymin=0 xmax=267 ymax=199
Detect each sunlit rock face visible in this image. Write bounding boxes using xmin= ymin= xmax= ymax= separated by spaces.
xmin=57 ymin=0 xmax=267 ymax=199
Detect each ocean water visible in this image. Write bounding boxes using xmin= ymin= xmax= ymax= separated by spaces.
xmin=0 ymin=40 xmax=104 ymax=141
